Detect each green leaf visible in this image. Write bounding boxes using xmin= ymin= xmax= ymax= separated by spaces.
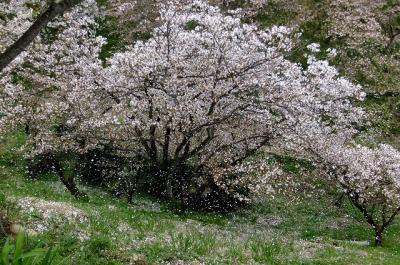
xmin=19 ymin=248 xmax=45 ymax=259
xmin=1 ymin=240 xmax=12 ymax=265
xmin=39 ymin=247 xmax=53 ymax=265
xmin=12 ymin=233 xmax=24 ymax=264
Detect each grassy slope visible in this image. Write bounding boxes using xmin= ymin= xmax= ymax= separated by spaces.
xmin=1 ymin=133 xmax=400 ymax=264
xmin=1 ymin=1 xmax=399 ymax=264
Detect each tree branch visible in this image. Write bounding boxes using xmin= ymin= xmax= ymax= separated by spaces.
xmin=0 ymin=0 xmax=83 ymax=72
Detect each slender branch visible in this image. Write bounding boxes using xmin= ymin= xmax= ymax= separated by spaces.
xmin=383 ymin=206 xmax=400 ymax=228
xmin=230 ymin=137 xmax=270 ymax=166
xmin=183 ymin=130 xmax=215 ymax=160
xmin=347 ymin=191 xmax=377 ymax=229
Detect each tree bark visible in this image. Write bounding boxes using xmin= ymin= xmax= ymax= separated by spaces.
xmin=346 ymin=191 xmax=385 ymax=246
xmin=0 ymin=0 xmax=83 ymax=72
xmin=179 ymin=170 xmax=189 ymax=212
xmin=127 ymin=190 xmax=134 ymax=204
xmin=375 ymin=227 xmax=383 ymax=246
xmin=54 ymin=160 xmax=86 ymax=198
xmin=126 ymin=169 xmax=137 ymax=204
xmin=165 ymin=171 xmax=174 ymax=199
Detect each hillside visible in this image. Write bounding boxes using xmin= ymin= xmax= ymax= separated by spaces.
xmin=0 ymin=132 xmax=399 ymax=264
xmin=1 ymin=1 xmax=400 ymax=264
xmin=2 ymin=163 xmax=400 ymax=264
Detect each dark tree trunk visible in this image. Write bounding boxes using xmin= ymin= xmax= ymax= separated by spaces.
xmin=0 ymin=0 xmax=83 ymax=72
xmin=127 ymin=190 xmax=134 ymax=204
xmin=54 ymin=160 xmax=86 ymax=198
xmin=375 ymin=228 xmax=383 ymax=246
xmin=162 ymin=160 xmax=174 ymax=199
xmin=126 ymin=169 xmax=137 ymax=204
xmin=24 ymin=122 xmax=30 ymax=134
xmin=346 ymin=191 xmax=385 ymax=247
xmin=179 ymin=174 xmax=189 ymax=212
xmin=165 ymin=171 xmax=174 ymax=199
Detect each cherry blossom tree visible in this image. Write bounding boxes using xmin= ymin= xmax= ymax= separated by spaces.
xmin=293 ymin=121 xmax=400 ymax=246
xmin=0 ymin=0 xmax=102 ymax=197
xmin=2 ymin=0 xmax=386 ymax=216
xmin=9 ymin=1 xmax=365 ymax=203
xmin=318 ymin=143 xmax=400 ymax=246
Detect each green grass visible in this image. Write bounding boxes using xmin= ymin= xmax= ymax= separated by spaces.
xmin=254 ymin=0 xmax=297 ymax=27
xmin=2 ymin=168 xmax=400 ymax=264
xmin=0 ymin=232 xmax=64 ymax=265
xmin=0 ymin=134 xmax=399 ymax=264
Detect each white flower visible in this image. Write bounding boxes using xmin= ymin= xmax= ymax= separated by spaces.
xmin=307 ymin=43 xmax=321 ymax=53
xmin=327 ymin=48 xmax=337 ymax=58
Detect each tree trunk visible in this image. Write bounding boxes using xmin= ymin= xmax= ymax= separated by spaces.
xmin=162 ymin=160 xmax=174 ymax=199
xmin=179 ymin=173 xmax=188 ymax=212
xmin=126 ymin=170 xmax=137 ymax=204
xmin=127 ymin=190 xmax=134 ymax=204
xmin=59 ymin=174 xmax=86 ymax=198
xmin=0 ymin=0 xmax=83 ymax=72
xmin=375 ymin=228 xmax=383 ymax=246
xmin=165 ymin=177 xmax=173 ymax=199
xmin=54 ymin=160 xmax=86 ymax=198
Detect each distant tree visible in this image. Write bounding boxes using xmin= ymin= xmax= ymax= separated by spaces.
xmin=300 ymin=128 xmax=400 ymax=246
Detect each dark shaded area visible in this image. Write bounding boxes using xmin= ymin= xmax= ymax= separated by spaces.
xmin=76 ymin=147 xmax=122 ymax=187
xmin=27 ymin=149 xmax=246 ymax=212
xmin=27 ymin=152 xmax=86 ymax=198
